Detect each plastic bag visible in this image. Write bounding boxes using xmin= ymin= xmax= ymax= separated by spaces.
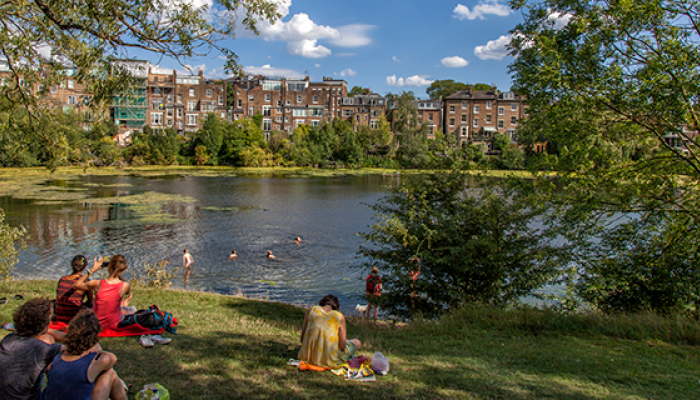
xmin=135 ymin=383 xmax=170 ymax=400
xmin=371 ymin=351 xmax=389 ymax=375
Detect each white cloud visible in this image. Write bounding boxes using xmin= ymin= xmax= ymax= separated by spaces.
xmin=337 ymin=68 xmax=357 ymax=77
xmin=453 ymin=1 xmax=512 ymax=20
xmin=392 ymin=56 xmax=400 ymax=62
xmin=331 ymin=24 xmax=374 ymax=47
xmin=243 ymin=64 xmax=305 ymax=79
xmin=474 ymin=34 xmax=511 ymax=60
xmin=314 ymin=63 xmax=321 ymax=67
xmin=441 ymin=56 xmax=469 ymax=68
xmin=260 ymin=13 xmax=338 ymax=42
xmin=287 ymin=39 xmax=331 ymax=58
xmin=183 ymin=64 xmax=207 ymax=73
xmin=386 ymin=75 xmax=435 ymax=87
xmin=548 ymin=10 xmax=573 ymax=30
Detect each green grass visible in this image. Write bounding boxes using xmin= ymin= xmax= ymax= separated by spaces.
xmin=2 ymin=280 xmax=698 ymax=399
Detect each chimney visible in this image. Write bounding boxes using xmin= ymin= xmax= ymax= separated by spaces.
xmin=199 ymin=70 xmax=203 ymax=77
xmin=492 ymin=84 xmax=497 ymax=93
xmin=468 ymin=85 xmax=473 ymax=96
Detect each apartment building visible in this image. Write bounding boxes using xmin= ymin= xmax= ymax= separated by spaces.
xmin=227 ymin=75 xmax=348 ymax=134
xmin=111 ymin=60 xmax=227 ymax=134
xmin=0 ymin=59 xmax=96 ymax=128
xmin=338 ymin=91 xmax=387 ymax=131
xmin=443 ymin=86 xmax=527 ymax=150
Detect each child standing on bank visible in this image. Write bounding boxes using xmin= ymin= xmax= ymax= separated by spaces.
xmin=365 ymin=267 xmax=383 ymax=324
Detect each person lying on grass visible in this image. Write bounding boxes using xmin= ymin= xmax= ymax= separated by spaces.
xmin=299 ymin=294 xmax=361 ymax=368
xmin=43 ymin=309 xmax=127 ymax=400
xmin=0 ymin=297 xmax=65 ymax=400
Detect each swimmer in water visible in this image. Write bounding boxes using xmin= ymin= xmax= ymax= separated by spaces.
xmin=229 ymin=250 xmax=237 ymax=260
xmin=267 ymin=250 xmax=275 ymax=260
xmin=295 ymin=237 xmax=302 ymax=245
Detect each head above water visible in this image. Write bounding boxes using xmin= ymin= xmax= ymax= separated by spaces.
xmin=184 ymin=249 xmax=188 ymax=254
xmin=71 ymin=255 xmax=87 ymax=273
xmin=319 ymin=294 xmax=339 ymax=311
xmin=107 ymin=254 xmax=127 ymax=277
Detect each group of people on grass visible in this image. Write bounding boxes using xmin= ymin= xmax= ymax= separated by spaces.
xmin=0 ymin=255 xmax=134 ymax=400
xmin=0 ymin=250 xmax=384 ymax=399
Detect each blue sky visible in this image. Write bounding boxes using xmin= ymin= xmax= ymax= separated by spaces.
xmin=152 ymin=0 xmax=526 ymax=99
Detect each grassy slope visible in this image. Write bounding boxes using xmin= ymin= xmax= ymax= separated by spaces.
xmin=1 ymin=281 xmax=698 ymax=400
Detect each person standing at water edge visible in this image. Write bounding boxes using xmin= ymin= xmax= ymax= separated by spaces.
xmin=365 ymin=266 xmax=383 ymax=324
xmin=183 ymin=249 xmax=194 ymax=271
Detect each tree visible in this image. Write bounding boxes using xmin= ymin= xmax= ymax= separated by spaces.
xmin=195 ymin=114 xmax=225 ymax=165
xmin=348 ymin=86 xmax=369 ymax=96
xmin=0 ymin=210 xmax=27 ymax=281
xmin=425 ymin=79 xmax=469 ymax=100
xmin=0 ymin=0 xmax=279 ymax=166
xmin=509 ymin=0 xmax=700 ymax=313
xmin=357 ymin=170 xmax=564 ymax=319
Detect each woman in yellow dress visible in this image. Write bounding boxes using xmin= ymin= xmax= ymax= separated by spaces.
xmin=298 ymin=294 xmax=361 ymax=368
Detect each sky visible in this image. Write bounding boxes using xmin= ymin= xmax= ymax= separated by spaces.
xmin=138 ymin=0 xmax=526 ymax=99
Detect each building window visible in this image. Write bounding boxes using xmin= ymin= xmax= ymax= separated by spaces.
xmin=50 ymin=86 xmax=58 ymax=94
xmin=277 ymin=100 xmax=282 ymax=106
xmin=461 ymin=126 xmax=468 ymax=136
xmin=461 ymin=114 xmax=467 ymax=122
xmin=177 ymin=109 xmax=183 ymax=117
xmin=67 ymin=80 xmax=74 ymax=89
xmin=297 ymin=95 xmax=302 ymax=103
xmin=167 ymin=119 xmax=173 ymax=126
xmin=486 ymin=114 xmax=492 ymax=123
xmin=473 ymin=105 xmax=479 ymax=113
xmin=462 ymin=101 xmax=468 ymax=109
xmin=428 ymin=114 xmax=433 ymax=121
xmin=498 ymin=107 xmax=504 ymax=115
xmin=249 ymin=94 xmax=254 ymax=101
xmin=275 ymin=116 xmax=282 ymax=122
xmin=263 ymin=119 xmax=272 ymax=131
xmin=265 ymin=94 xmax=271 ymax=102
xmin=511 ymin=103 xmax=518 ymax=111
xmin=292 ymin=109 xmax=307 ymax=117
xmin=312 ymin=120 xmax=320 ymax=126
xmin=237 ymin=99 xmax=242 ymax=108
xmin=189 ymin=89 xmax=195 ymax=97
xmin=186 ymin=114 xmax=197 ymax=126
xmin=449 ymin=118 xmax=455 ymax=126
xmin=37 ymin=85 xmax=44 ymax=93
xmin=511 ymin=116 xmax=518 ymax=125
xmin=486 ymin=101 xmax=492 ymax=110
xmin=206 ymin=89 xmax=213 ymax=97
xmin=263 ymin=105 xmax=271 ymax=116
xmin=154 ymin=77 xmax=159 ymax=83
xmin=167 ymin=94 xmax=173 ymax=103
xmin=498 ymin=120 xmax=504 ymax=128
xmin=177 ymin=94 xmax=182 ymax=103
xmin=473 ymin=119 xmax=479 ymax=127
xmin=218 ymin=95 xmax=224 ymax=105
xmin=313 ymin=95 xmax=318 ymax=104
xmin=67 ymin=95 xmax=76 ymax=105
xmin=249 ymin=106 xmax=254 ymax=115
xmin=84 ymin=110 xmax=93 ymax=121
xmin=370 ymin=120 xmax=378 ymax=129
xmin=187 ymin=100 xmax=196 ymax=111
xmin=163 ymin=76 xmax=168 ymax=83
xmin=152 ymin=113 xmax=163 ymax=125
xmin=167 ymin=108 xmax=173 ymax=116
xmin=449 ymin=105 xmax=455 ymax=113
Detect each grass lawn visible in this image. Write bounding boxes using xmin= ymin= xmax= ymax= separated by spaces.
xmin=1 ymin=280 xmax=698 ymax=399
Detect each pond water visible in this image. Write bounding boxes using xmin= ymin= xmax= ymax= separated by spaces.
xmin=1 ymin=173 xmax=398 ymax=314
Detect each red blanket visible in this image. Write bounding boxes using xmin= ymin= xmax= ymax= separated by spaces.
xmin=49 ymin=321 xmax=165 ymax=337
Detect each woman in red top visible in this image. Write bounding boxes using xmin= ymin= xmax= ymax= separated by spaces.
xmin=54 ymin=255 xmax=95 ymax=323
xmin=74 ymin=255 xmax=131 ymax=330
xmin=365 ymin=266 xmax=383 ymax=324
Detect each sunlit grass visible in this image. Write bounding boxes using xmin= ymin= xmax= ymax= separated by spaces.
xmin=1 ymin=280 xmax=698 ymax=399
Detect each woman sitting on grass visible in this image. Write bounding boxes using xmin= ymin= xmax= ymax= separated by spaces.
xmin=43 ymin=309 xmax=127 ymax=400
xmin=299 ymin=294 xmax=361 ymax=368
xmin=73 ymin=255 xmax=131 ymax=330
xmin=54 ymin=255 xmax=96 ymax=324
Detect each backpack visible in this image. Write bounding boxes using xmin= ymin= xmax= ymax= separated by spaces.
xmin=366 ymin=275 xmax=382 ymax=296
xmin=118 ymin=304 xmax=177 ymax=334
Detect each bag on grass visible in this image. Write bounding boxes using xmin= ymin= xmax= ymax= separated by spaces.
xmin=118 ymin=304 xmax=176 ymax=333
xmin=371 ymin=352 xmax=389 ymax=375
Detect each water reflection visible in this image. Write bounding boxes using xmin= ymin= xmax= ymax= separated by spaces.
xmin=3 ymin=174 xmax=391 ymax=313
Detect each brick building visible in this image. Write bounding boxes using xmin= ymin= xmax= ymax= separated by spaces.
xmin=338 ymin=91 xmax=387 ymax=131
xmin=443 ymin=86 xmax=527 ymax=150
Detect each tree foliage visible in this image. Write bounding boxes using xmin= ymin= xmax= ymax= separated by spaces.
xmin=0 ymin=210 xmax=27 ymax=281
xmin=358 ymin=170 xmax=564 ymax=319
xmin=510 ymin=0 xmax=700 ymax=313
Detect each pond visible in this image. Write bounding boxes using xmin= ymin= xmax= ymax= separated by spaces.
xmin=1 ymin=172 xmax=398 ymax=314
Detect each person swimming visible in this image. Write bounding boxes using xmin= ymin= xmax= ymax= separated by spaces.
xmin=267 ymin=250 xmax=275 ymax=260
xmin=229 ymin=250 xmax=237 ymax=260
xmin=295 ymin=237 xmax=302 ymax=245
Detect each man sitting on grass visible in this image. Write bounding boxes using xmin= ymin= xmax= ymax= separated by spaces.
xmin=0 ymin=297 xmax=65 ymax=400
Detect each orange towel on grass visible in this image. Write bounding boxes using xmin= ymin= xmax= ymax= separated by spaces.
xmin=298 ymin=361 xmax=330 ymax=372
